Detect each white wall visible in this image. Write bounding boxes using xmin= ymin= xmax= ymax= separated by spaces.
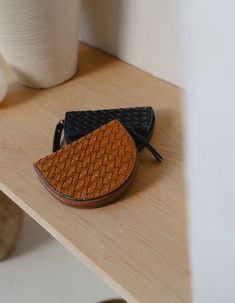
xmin=80 ymin=0 xmax=183 ymax=87
xmin=185 ymin=1 xmax=235 ymax=302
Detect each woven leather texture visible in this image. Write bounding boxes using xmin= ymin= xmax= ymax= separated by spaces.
xmin=34 ymin=120 xmax=137 ymax=205
xmin=64 ymin=107 xmax=155 ymax=150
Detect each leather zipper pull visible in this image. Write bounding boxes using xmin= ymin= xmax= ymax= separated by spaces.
xmin=127 ymin=128 xmax=163 ymax=162
xmin=52 ymin=120 xmax=64 ymax=152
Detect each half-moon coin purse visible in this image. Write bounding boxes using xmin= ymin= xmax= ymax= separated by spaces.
xmin=34 ymin=120 xmax=138 ymax=208
xmin=53 ymin=106 xmax=162 ymax=161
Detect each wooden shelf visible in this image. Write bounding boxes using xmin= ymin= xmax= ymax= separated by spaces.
xmin=0 ymin=43 xmax=190 ymax=303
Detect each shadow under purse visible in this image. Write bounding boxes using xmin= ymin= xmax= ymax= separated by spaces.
xmin=53 ymin=107 xmax=162 ymax=162
xmin=34 ymin=120 xmax=138 ymax=208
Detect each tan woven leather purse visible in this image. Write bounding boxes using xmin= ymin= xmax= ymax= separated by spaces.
xmin=34 ymin=120 xmax=138 ymax=208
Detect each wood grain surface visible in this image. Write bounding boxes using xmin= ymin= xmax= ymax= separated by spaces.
xmin=0 ymin=43 xmax=190 ymax=303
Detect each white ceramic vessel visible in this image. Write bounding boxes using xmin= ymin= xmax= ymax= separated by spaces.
xmin=0 ymin=0 xmax=80 ymax=88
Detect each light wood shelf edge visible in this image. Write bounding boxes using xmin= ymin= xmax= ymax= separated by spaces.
xmin=0 ymin=43 xmax=190 ymax=303
xmin=0 ymin=181 xmax=140 ymax=302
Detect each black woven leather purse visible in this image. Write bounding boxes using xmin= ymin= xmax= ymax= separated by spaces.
xmin=53 ymin=107 xmax=162 ymax=161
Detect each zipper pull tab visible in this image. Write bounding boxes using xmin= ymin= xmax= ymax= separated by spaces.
xmin=128 ymin=128 xmax=163 ymax=162
xmin=53 ymin=120 xmax=64 ymax=152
